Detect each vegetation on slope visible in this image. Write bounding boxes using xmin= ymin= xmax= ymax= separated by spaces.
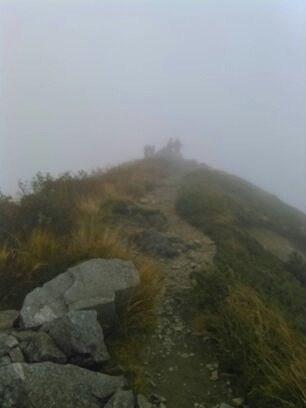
xmin=176 ymin=167 xmax=306 ymax=407
xmin=0 ymin=159 xmax=169 ymax=306
xmin=0 ymin=159 xmax=175 ymax=387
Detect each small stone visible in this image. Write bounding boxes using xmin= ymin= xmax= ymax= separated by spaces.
xmin=232 ymin=397 xmax=244 ymax=406
xmin=210 ymin=370 xmax=219 ymax=381
xmin=149 ymin=379 xmax=157 ymax=388
xmin=104 ymin=389 xmax=135 ymax=407
xmin=151 ymin=393 xmax=167 ymax=404
xmin=137 ymin=394 xmax=153 ymax=408
xmin=206 ymin=363 xmax=217 ymax=371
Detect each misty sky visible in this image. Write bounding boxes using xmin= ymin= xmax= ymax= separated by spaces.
xmin=1 ymin=0 xmax=306 ymax=211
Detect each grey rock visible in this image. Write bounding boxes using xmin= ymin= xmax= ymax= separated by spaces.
xmin=112 ymin=201 xmax=167 ymax=230
xmin=0 ymin=355 xmax=11 ymax=367
xmin=13 ymin=330 xmax=67 ymax=364
xmin=8 ymin=347 xmax=24 ymax=363
xmin=43 ymin=310 xmax=109 ymax=365
xmin=134 ymin=229 xmax=191 ymax=258
xmin=150 ymin=393 xmax=167 ymax=404
xmin=20 ymin=258 xmax=140 ymax=331
xmin=137 ymin=394 xmax=153 ymax=408
xmin=0 ymin=310 xmax=19 ymax=330
xmin=0 ymin=333 xmax=18 ymax=357
xmin=0 ymin=362 xmax=126 ymax=408
xmin=105 ymin=389 xmax=135 ymax=407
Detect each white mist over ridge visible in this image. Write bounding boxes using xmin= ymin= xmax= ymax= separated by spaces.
xmin=1 ymin=0 xmax=305 ymax=212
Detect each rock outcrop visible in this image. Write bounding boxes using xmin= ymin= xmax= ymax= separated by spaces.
xmin=0 ymin=258 xmax=144 ymax=407
xmin=20 ymin=258 xmax=140 ymax=331
xmin=0 ymin=362 xmax=126 ymax=408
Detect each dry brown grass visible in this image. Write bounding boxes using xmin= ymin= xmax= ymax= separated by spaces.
xmin=0 ymin=159 xmax=166 ymax=389
xmin=0 ymin=246 xmax=10 ymax=269
xmin=16 ymin=229 xmax=60 ymax=275
xmin=98 ymin=159 xmax=172 ymax=200
xmin=192 ymin=312 xmax=208 ymax=337
xmin=211 ymin=285 xmax=306 ymax=407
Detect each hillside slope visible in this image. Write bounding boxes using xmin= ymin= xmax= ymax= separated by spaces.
xmin=0 ymin=158 xmax=306 ymax=407
xmin=176 ymin=166 xmax=306 ymax=407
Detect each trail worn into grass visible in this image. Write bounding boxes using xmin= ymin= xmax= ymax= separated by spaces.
xmin=138 ymin=174 xmax=240 ymax=408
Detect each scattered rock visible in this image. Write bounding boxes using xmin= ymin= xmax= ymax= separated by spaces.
xmin=42 ymin=310 xmax=109 ymax=365
xmin=20 ymin=258 xmax=140 ymax=331
xmin=134 ymin=229 xmax=192 ymax=258
xmin=0 ymin=362 xmax=126 ymax=408
xmin=0 ymin=310 xmax=19 ymax=330
xmin=104 ymin=389 xmax=135 ymax=407
xmin=112 ymin=201 xmax=167 ymax=230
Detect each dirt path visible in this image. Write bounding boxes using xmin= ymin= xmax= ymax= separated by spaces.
xmin=139 ymin=175 xmax=238 ymax=408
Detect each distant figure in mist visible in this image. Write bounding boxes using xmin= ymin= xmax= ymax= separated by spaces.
xmin=144 ymin=145 xmax=156 ymax=158
xmin=144 ymin=138 xmax=183 ymax=161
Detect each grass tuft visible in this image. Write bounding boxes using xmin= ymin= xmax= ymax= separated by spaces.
xmin=209 ymin=285 xmax=306 ymax=407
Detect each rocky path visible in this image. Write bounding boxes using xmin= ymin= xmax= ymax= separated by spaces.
xmin=138 ymin=176 xmax=241 ymax=408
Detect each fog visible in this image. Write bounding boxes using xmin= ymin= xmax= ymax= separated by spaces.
xmin=1 ymin=0 xmax=305 ymax=211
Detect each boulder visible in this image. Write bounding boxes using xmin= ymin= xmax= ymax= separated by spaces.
xmin=20 ymin=259 xmax=140 ymax=331
xmin=104 ymin=389 xmax=135 ymax=407
xmin=0 ymin=362 xmax=126 ymax=408
xmin=0 ymin=310 xmax=19 ymax=330
xmin=42 ymin=310 xmax=109 ymax=365
xmin=13 ymin=330 xmax=67 ymax=364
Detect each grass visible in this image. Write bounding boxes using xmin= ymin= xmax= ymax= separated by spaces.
xmin=209 ymin=285 xmax=306 ymax=407
xmin=0 ymin=159 xmax=168 ymax=389
xmin=176 ymin=167 xmax=306 ymax=407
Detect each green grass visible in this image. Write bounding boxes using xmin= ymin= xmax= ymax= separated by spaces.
xmin=176 ymin=167 xmax=306 ymax=407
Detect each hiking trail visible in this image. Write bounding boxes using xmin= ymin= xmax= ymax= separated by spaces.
xmin=137 ymin=174 xmax=239 ymax=408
